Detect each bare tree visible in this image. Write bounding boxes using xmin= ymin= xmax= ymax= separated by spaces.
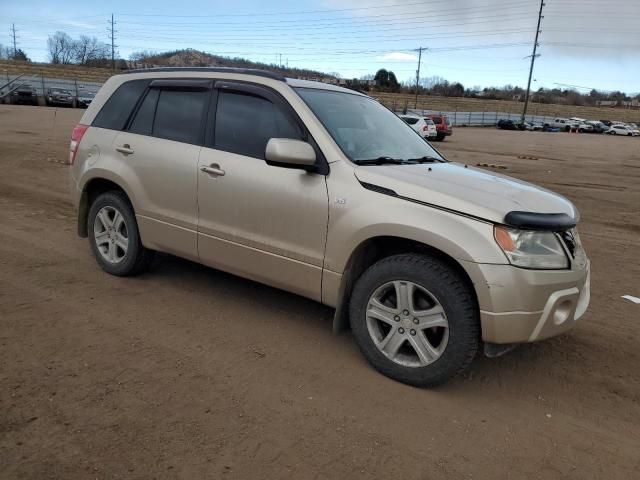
xmin=73 ymin=35 xmax=109 ymax=65
xmin=47 ymin=31 xmax=75 ymax=64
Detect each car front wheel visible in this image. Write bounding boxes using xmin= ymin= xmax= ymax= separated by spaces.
xmin=349 ymin=254 xmax=480 ymax=387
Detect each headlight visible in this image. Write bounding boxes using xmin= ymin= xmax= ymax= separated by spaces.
xmin=494 ymin=226 xmax=569 ymax=269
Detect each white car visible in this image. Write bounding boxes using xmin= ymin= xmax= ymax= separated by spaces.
xmin=608 ymin=124 xmax=639 ymax=136
xmin=400 ymin=115 xmax=437 ymax=140
xmin=625 ymin=123 xmax=640 ymax=135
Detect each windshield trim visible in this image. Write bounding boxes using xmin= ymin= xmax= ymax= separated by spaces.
xmin=293 ymin=86 xmax=447 ymax=165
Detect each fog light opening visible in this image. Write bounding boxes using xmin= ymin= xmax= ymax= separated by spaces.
xmin=553 ymin=300 xmax=573 ymax=325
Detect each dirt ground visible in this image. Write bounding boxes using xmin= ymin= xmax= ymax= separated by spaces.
xmin=1 ymin=105 xmax=639 ymax=479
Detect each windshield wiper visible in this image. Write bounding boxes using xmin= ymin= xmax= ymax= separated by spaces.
xmin=354 ymin=156 xmax=407 ymax=165
xmin=405 ymin=156 xmax=443 ymax=163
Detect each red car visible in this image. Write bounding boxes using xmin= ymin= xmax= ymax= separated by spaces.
xmin=425 ymin=114 xmax=452 ymax=141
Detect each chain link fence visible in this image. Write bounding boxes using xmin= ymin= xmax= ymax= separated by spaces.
xmin=1 ymin=73 xmax=103 ymax=107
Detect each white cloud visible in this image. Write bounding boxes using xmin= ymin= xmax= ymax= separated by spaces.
xmin=377 ymin=52 xmax=418 ymax=62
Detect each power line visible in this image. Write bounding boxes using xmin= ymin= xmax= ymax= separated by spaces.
xmin=113 ymin=0 xmax=525 ymax=18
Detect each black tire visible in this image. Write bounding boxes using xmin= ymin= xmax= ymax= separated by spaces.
xmin=349 ymin=253 xmax=480 ymax=387
xmin=88 ymin=191 xmax=154 ymax=276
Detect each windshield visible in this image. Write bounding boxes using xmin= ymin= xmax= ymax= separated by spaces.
xmin=296 ymin=88 xmax=444 ymax=163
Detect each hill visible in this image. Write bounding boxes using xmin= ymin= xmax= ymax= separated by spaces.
xmin=128 ymin=49 xmax=335 ymax=82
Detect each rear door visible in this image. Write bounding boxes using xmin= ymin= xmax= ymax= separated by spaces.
xmin=196 ymin=81 xmax=329 ymax=301
xmin=112 ymin=79 xmax=211 ymax=260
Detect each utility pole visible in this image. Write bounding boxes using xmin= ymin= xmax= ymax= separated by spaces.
xmin=10 ymin=23 xmax=18 ymax=58
xmin=107 ymin=14 xmax=117 ymax=70
xmin=279 ymin=53 xmax=282 ymax=68
xmin=414 ymin=47 xmax=426 ymax=109
xmin=521 ymin=0 xmax=545 ymax=124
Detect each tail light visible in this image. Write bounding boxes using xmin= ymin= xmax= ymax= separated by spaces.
xmin=422 ymin=126 xmax=429 ymax=131
xmin=69 ymin=124 xmax=89 ymax=165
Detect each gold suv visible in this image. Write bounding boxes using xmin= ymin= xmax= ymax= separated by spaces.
xmin=69 ymin=68 xmax=590 ymax=386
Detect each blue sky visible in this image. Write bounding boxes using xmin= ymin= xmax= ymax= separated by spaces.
xmin=3 ymin=0 xmax=639 ymax=93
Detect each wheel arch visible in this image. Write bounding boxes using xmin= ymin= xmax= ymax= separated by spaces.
xmin=331 ymin=235 xmax=479 ymax=334
xmin=77 ymin=176 xmax=135 ymax=237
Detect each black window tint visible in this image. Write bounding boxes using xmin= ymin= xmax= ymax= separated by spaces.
xmin=129 ymin=88 xmax=159 ymax=135
xmin=215 ymin=91 xmax=302 ymax=159
xmin=93 ymin=80 xmax=149 ymax=130
xmin=431 ymin=117 xmax=442 ymax=124
xmin=153 ymin=89 xmax=207 ymax=144
xmin=402 ymin=117 xmax=419 ymax=125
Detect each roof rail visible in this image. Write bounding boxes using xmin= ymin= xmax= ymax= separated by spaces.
xmin=122 ymin=67 xmax=286 ymax=82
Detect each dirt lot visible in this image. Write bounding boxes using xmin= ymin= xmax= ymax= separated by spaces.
xmin=1 ymin=105 xmax=639 ymax=479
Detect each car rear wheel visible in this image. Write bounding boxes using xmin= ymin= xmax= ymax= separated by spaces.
xmin=349 ymin=253 xmax=479 ymax=387
xmin=88 ymin=191 xmax=154 ymax=276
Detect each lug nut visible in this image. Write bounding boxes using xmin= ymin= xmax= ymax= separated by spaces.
xmin=413 ymin=318 xmax=419 ymax=324
xmin=398 ymin=327 xmax=405 ymax=334
xmin=403 ymin=309 xmax=409 ymax=316
xmin=394 ymin=315 xmax=400 ymax=322
xmin=410 ymin=329 xmax=416 ymax=336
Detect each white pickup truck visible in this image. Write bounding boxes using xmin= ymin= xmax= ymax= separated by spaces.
xmin=544 ymin=117 xmax=593 ymax=133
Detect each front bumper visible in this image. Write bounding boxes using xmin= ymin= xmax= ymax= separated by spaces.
xmin=461 ymin=259 xmax=591 ymax=344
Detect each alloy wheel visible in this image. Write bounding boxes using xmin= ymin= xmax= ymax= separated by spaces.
xmin=93 ymin=206 xmax=129 ymax=264
xmin=366 ymin=280 xmax=449 ymax=368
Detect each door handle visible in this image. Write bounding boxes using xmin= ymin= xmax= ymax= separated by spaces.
xmin=200 ymin=164 xmax=226 ymax=177
xmin=115 ymin=144 xmax=134 ymax=155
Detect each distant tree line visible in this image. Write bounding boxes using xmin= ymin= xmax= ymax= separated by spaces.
xmin=46 ymin=31 xmax=111 ymax=66
xmin=0 ymin=44 xmax=30 ymax=61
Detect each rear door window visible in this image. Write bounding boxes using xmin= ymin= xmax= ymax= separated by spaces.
xmin=431 ymin=117 xmax=442 ymax=125
xmin=402 ymin=117 xmax=419 ymax=125
xmin=214 ymin=91 xmax=303 ymax=159
xmin=93 ymin=79 xmax=150 ymax=130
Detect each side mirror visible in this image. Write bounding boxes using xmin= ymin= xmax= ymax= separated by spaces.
xmin=265 ymin=138 xmax=317 ymax=171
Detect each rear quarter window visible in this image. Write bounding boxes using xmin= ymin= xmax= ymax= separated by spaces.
xmin=92 ymin=79 xmax=150 ymax=131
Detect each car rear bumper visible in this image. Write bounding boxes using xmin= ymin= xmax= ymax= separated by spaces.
xmin=461 ymin=259 xmax=591 ymax=344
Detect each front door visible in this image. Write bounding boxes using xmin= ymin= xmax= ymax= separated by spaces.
xmin=197 ymin=84 xmax=329 ymax=301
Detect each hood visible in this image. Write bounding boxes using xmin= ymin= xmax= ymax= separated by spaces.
xmin=354 ymin=162 xmax=578 ymax=226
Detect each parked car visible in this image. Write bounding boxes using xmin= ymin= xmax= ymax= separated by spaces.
xmin=544 ymin=117 xmax=574 ymax=132
xmin=497 ymin=119 xmax=524 ymax=131
xmin=399 ymin=115 xmax=437 ymax=140
xmin=585 ymin=121 xmax=608 ymax=133
xmin=425 ymin=114 xmax=452 ymax=141
xmin=69 ymin=68 xmax=590 ymax=387
xmin=77 ymin=90 xmax=96 ymax=108
xmin=45 ymin=88 xmax=74 ymax=107
xmin=599 ymin=120 xmax=612 ymax=127
xmin=569 ymin=118 xmax=594 ymax=133
xmin=607 ymin=124 xmax=638 ymax=136
xmin=524 ymin=122 xmax=543 ymax=131
xmin=9 ymin=84 xmax=38 ymax=105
